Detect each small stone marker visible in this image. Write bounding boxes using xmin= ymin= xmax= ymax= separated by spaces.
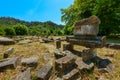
xmin=63 ymin=69 xmax=79 ymax=80
xmin=21 ymin=56 xmax=38 ymax=67
xmin=0 ymin=57 xmax=19 ymax=71
xmin=3 ymin=47 xmax=14 ymax=58
xmin=55 ymin=40 xmax=61 ymax=49
xmin=11 ymin=68 xmax=31 ymax=80
xmin=35 ymin=61 xmax=53 ymax=80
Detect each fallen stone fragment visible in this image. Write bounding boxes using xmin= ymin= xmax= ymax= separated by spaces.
xmin=21 ymin=56 xmax=38 ymax=67
xmin=42 ymin=38 xmax=54 ymax=43
xmin=98 ymin=59 xmax=114 ymax=73
xmin=0 ymin=37 xmax=15 ymax=45
xmin=0 ymin=57 xmax=20 ymax=71
xmin=55 ymin=55 xmax=76 ymax=73
xmin=35 ymin=61 xmax=53 ymax=80
xmin=109 ymin=43 xmax=120 ymax=49
xmin=75 ymin=58 xmax=94 ymax=72
xmin=3 ymin=47 xmax=14 ymax=58
xmin=11 ymin=68 xmax=31 ymax=80
xmin=63 ymin=69 xmax=79 ymax=80
xmin=54 ymin=49 xmax=66 ymax=59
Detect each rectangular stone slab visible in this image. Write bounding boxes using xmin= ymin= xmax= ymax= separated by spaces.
xmin=66 ymin=36 xmax=106 ymax=48
xmin=35 ymin=61 xmax=53 ymax=80
xmin=21 ymin=56 xmax=38 ymax=67
xmin=0 ymin=57 xmax=19 ymax=71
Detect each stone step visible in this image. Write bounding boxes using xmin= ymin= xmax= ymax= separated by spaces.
xmin=35 ymin=61 xmax=53 ymax=80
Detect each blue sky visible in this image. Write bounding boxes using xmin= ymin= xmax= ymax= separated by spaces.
xmin=0 ymin=0 xmax=74 ymax=24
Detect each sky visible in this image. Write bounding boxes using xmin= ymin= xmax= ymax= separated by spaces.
xmin=0 ymin=0 xmax=74 ymax=24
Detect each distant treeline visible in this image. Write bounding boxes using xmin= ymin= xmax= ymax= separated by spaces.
xmin=0 ymin=17 xmax=64 ymax=36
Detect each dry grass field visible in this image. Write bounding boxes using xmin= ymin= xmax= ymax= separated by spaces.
xmin=0 ymin=38 xmax=120 ymax=80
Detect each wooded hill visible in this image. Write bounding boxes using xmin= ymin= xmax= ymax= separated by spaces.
xmin=0 ymin=17 xmax=64 ymax=36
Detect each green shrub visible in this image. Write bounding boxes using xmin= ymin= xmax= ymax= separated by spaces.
xmin=4 ymin=27 xmax=16 ymax=35
xmin=0 ymin=27 xmax=5 ymax=35
xmin=14 ymin=24 xmax=28 ymax=35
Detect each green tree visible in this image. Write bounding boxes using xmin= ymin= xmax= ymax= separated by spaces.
xmin=4 ymin=27 xmax=16 ymax=35
xmin=61 ymin=0 xmax=120 ymax=36
xmin=13 ymin=24 xmax=28 ymax=35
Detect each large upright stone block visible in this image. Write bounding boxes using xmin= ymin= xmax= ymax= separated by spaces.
xmin=73 ymin=15 xmax=100 ymax=36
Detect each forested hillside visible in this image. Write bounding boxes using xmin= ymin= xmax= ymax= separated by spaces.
xmin=0 ymin=17 xmax=64 ymax=36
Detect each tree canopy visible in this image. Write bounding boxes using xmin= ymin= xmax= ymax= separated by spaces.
xmin=0 ymin=17 xmax=64 ymax=36
xmin=61 ymin=0 xmax=120 ymax=36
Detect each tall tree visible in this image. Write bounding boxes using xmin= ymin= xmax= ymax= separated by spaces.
xmin=61 ymin=0 xmax=120 ymax=35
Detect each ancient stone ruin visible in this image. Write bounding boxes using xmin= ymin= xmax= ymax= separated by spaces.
xmin=55 ymin=15 xmax=114 ymax=80
xmin=0 ymin=16 xmax=115 ymax=80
